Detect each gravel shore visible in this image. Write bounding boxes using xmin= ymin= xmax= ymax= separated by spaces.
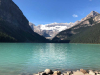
xmin=20 ymin=69 xmax=100 ymax=75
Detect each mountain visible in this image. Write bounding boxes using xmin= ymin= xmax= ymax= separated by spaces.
xmin=52 ymin=11 xmax=100 ymax=43
xmin=0 ymin=0 xmax=48 ymax=42
xmin=29 ymin=22 xmax=80 ymax=39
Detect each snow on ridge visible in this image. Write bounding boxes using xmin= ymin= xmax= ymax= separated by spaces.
xmin=39 ymin=22 xmax=75 ymax=31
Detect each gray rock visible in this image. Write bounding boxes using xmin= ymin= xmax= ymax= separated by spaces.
xmin=66 ymin=71 xmax=73 ymax=75
xmin=42 ymin=72 xmax=47 ymax=75
xmin=89 ymin=70 xmax=95 ymax=75
xmin=94 ymin=71 xmax=99 ymax=74
xmin=61 ymin=74 xmax=64 ymax=75
xmin=63 ymin=73 xmax=69 ymax=75
xmin=38 ymin=72 xmax=47 ymax=75
xmin=85 ymin=74 xmax=91 ymax=75
xmin=53 ymin=71 xmax=61 ymax=75
xmin=72 ymin=71 xmax=84 ymax=75
xmin=44 ymin=69 xmax=53 ymax=74
xmin=80 ymin=69 xmax=88 ymax=74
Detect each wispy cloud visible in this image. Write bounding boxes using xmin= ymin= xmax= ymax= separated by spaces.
xmin=72 ymin=14 xmax=78 ymax=17
xmin=89 ymin=0 xmax=92 ymax=1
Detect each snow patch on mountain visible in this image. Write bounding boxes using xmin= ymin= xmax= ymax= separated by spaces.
xmin=39 ymin=22 xmax=75 ymax=31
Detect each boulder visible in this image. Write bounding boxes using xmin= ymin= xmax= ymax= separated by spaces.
xmin=94 ymin=71 xmax=99 ymax=74
xmin=38 ymin=72 xmax=47 ymax=75
xmin=89 ymin=70 xmax=95 ymax=75
xmin=42 ymin=72 xmax=47 ymax=75
xmin=85 ymin=74 xmax=91 ymax=75
xmin=63 ymin=73 xmax=69 ymax=75
xmin=61 ymin=74 xmax=64 ymax=75
xmin=53 ymin=71 xmax=61 ymax=75
xmin=80 ymin=69 xmax=87 ymax=74
xmin=44 ymin=69 xmax=53 ymax=74
xmin=72 ymin=71 xmax=84 ymax=75
xmin=66 ymin=71 xmax=73 ymax=75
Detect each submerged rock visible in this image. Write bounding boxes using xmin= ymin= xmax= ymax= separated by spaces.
xmin=26 ymin=73 xmax=33 ymax=75
xmin=33 ymin=74 xmax=39 ymax=75
xmin=20 ymin=73 xmax=27 ymax=75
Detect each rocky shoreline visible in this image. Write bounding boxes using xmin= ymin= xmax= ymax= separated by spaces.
xmin=19 ymin=69 xmax=100 ymax=75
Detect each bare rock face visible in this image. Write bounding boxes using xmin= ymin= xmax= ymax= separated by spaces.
xmin=80 ymin=20 xmax=90 ymax=25
xmin=81 ymin=11 xmax=99 ymax=21
xmin=93 ymin=15 xmax=100 ymax=23
xmin=29 ymin=22 xmax=35 ymax=31
xmin=29 ymin=23 xmax=60 ymax=40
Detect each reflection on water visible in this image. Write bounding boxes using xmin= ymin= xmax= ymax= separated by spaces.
xmin=0 ymin=43 xmax=100 ymax=75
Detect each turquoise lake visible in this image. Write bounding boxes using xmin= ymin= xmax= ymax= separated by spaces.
xmin=0 ymin=43 xmax=100 ymax=75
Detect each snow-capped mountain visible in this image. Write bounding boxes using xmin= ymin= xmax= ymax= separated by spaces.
xmin=29 ymin=11 xmax=99 ymax=39
xmin=29 ymin=22 xmax=79 ymax=39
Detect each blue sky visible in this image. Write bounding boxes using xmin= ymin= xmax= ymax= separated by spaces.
xmin=13 ymin=0 xmax=100 ymax=25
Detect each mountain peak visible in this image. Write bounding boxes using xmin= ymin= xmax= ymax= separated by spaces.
xmin=81 ymin=11 xmax=99 ymax=21
xmin=88 ymin=11 xmax=99 ymax=17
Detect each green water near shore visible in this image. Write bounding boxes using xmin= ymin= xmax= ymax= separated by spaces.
xmin=0 ymin=43 xmax=100 ymax=75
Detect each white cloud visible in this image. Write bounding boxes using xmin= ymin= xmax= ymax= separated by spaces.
xmin=89 ymin=0 xmax=92 ymax=1
xmin=72 ymin=14 xmax=78 ymax=17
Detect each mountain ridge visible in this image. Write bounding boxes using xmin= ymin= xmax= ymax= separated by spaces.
xmin=29 ymin=11 xmax=99 ymax=40
xmin=29 ymin=21 xmax=80 ymax=39
xmin=52 ymin=11 xmax=100 ymax=43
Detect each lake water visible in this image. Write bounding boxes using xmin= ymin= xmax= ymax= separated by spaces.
xmin=0 ymin=43 xmax=100 ymax=75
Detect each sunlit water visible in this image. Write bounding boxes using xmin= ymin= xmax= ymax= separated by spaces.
xmin=0 ymin=43 xmax=100 ymax=75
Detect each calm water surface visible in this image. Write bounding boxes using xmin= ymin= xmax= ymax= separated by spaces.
xmin=0 ymin=43 xmax=100 ymax=75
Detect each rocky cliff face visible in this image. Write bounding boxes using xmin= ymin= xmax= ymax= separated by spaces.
xmin=81 ymin=11 xmax=99 ymax=21
xmin=0 ymin=0 xmax=48 ymax=42
xmin=93 ymin=15 xmax=100 ymax=23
